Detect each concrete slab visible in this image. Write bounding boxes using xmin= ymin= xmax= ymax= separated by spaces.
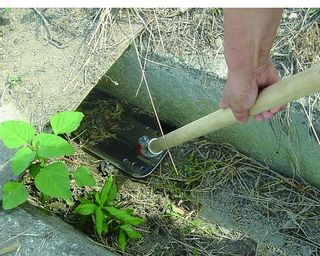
xmin=0 ymin=140 xmax=16 ymax=201
xmin=0 ymin=204 xmax=114 ymax=256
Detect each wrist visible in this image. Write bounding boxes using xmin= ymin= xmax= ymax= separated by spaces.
xmin=226 ymin=51 xmax=272 ymax=77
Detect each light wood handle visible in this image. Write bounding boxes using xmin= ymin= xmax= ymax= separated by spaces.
xmin=149 ymin=64 xmax=320 ymax=153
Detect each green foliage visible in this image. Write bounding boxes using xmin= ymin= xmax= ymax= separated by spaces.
xmin=33 ymin=133 xmax=74 ymax=158
xmin=0 ymin=111 xmax=96 ymax=209
xmin=50 ymin=111 xmax=84 ymax=135
xmin=212 ymin=8 xmax=223 ymax=16
xmin=7 ymin=74 xmax=22 ymax=87
xmin=74 ymin=166 xmax=96 ymax=187
xmin=0 ymin=120 xmax=35 ymax=148
xmin=35 ymin=162 xmax=72 ymax=200
xmin=12 ymin=147 xmax=36 ymax=176
xmin=2 ymin=181 xmax=28 ymax=210
xmin=0 ymin=8 xmax=12 ymax=14
xmin=74 ymin=176 xmax=143 ymax=252
xmin=310 ymin=8 xmax=320 ymax=15
xmin=105 ymin=206 xmax=144 ymax=226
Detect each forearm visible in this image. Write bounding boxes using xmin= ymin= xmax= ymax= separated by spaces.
xmin=224 ymin=8 xmax=282 ymax=74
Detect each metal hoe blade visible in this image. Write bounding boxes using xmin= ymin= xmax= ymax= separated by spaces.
xmin=75 ymin=89 xmax=169 ymax=178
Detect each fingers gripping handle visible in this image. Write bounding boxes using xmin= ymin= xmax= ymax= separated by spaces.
xmin=149 ymin=64 xmax=320 ymax=153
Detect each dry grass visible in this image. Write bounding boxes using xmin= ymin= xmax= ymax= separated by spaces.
xmin=184 ymin=140 xmax=320 ymax=254
xmin=17 ymin=8 xmax=320 ymax=256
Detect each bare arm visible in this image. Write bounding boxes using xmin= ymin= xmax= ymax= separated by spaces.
xmin=221 ymin=8 xmax=283 ymax=123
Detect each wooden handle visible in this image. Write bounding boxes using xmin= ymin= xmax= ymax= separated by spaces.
xmin=149 ymin=64 xmax=320 ymax=153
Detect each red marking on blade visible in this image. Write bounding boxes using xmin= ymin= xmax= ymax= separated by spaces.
xmin=137 ymin=144 xmax=142 ymax=155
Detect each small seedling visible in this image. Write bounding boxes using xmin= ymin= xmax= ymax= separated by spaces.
xmin=212 ymin=8 xmax=223 ymax=16
xmin=74 ymin=175 xmax=144 ymax=252
xmin=0 ymin=8 xmax=11 ymax=14
xmin=0 ymin=111 xmax=96 ymax=210
xmin=7 ymin=75 xmax=21 ymax=87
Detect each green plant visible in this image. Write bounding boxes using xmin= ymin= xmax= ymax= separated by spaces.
xmin=74 ymin=175 xmax=143 ymax=252
xmin=310 ymin=8 xmax=320 ymax=15
xmin=0 ymin=8 xmax=11 ymax=14
xmin=0 ymin=111 xmax=96 ymax=210
xmin=7 ymin=74 xmax=21 ymax=87
xmin=212 ymin=8 xmax=223 ymax=16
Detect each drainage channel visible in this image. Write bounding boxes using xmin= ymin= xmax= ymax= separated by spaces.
xmin=75 ymin=87 xmax=175 ymax=178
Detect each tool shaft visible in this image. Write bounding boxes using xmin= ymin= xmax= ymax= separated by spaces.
xmin=149 ymin=64 xmax=320 ymax=153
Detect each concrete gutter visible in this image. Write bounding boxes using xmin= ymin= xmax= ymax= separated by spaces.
xmin=99 ymin=46 xmax=320 ymax=187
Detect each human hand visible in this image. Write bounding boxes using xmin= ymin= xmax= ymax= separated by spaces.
xmin=220 ymin=60 xmax=284 ymax=123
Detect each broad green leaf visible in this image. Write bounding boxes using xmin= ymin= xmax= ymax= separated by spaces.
xmin=74 ymin=203 xmax=98 ymax=215
xmin=2 ymin=181 xmax=28 ymax=210
xmin=33 ymin=133 xmax=74 ymax=158
xmin=0 ymin=121 xmax=36 ymax=148
xmin=35 ymin=162 xmax=71 ymax=200
xmin=121 ymin=224 xmax=142 ymax=239
xmin=100 ymin=176 xmax=113 ymax=206
xmin=95 ymin=207 xmax=104 ymax=236
xmin=118 ymin=229 xmax=127 ymax=252
xmin=50 ymin=111 xmax=84 ymax=135
xmin=105 ymin=206 xmax=144 ymax=226
xmin=73 ymin=166 xmax=96 ymax=187
xmin=106 ymin=183 xmax=117 ymax=205
xmin=29 ymin=164 xmax=41 ymax=178
xmin=12 ymin=147 xmax=36 ymax=176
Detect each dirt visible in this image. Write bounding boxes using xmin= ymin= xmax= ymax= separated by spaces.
xmin=0 ymin=8 xmax=142 ymax=128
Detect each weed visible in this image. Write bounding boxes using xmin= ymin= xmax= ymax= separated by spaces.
xmin=0 ymin=111 xmax=96 ymax=209
xmin=74 ymin=175 xmax=144 ymax=252
xmin=310 ymin=8 xmax=320 ymax=15
xmin=7 ymin=74 xmax=21 ymax=87
xmin=1 ymin=8 xmax=12 ymax=14
xmin=211 ymin=8 xmax=223 ymax=16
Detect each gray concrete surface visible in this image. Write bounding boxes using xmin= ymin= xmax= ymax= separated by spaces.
xmin=0 ymin=204 xmax=114 ymax=256
xmin=0 ymin=140 xmax=16 ymax=200
xmin=100 ymin=46 xmax=320 ymax=187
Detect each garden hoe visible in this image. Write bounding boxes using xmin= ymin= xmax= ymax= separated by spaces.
xmin=81 ymin=64 xmax=320 ymax=178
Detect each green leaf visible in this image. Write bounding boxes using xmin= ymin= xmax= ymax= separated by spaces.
xmin=105 ymin=207 xmax=144 ymax=226
xmin=29 ymin=164 xmax=41 ymax=178
xmin=121 ymin=224 xmax=142 ymax=239
xmin=73 ymin=166 xmax=96 ymax=187
xmin=11 ymin=147 xmax=36 ymax=176
xmin=118 ymin=229 xmax=127 ymax=252
xmin=102 ymin=220 xmax=108 ymax=234
xmin=50 ymin=111 xmax=84 ymax=135
xmin=106 ymin=183 xmax=117 ymax=205
xmin=95 ymin=193 xmax=101 ymax=205
xmin=0 ymin=121 xmax=36 ymax=148
xmin=100 ymin=176 xmax=113 ymax=206
xmin=35 ymin=162 xmax=71 ymax=200
xmin=74 ymin=203 xmax=98 ymax=215
xmin=33 ymin=133 xmax=74 ymax=158
xmin=2 ymin=181 xmax=28 ymax=210
xmin=95 ymin=207 xmax=104 ymax=236
xmin=77 ymin=196 xmax=93 ymax=204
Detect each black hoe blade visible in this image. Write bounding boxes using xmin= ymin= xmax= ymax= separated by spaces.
xmin=75 ymin=89 xmax=170 ymax=178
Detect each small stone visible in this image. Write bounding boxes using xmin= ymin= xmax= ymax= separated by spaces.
xmin=219 ymin=226 xmax=232 ymax=235
xmin=288 ymin=13 xmax=298 ymax=19
xmin=215 ymin=38 xmax=223 ymax=48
